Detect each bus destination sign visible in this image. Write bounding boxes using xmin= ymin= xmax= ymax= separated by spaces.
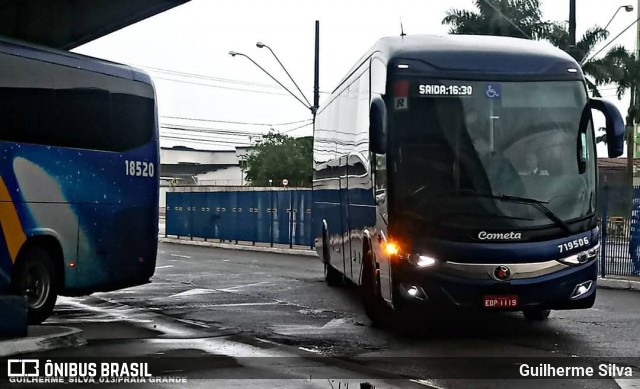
xmin=417 ymin=83 xmax=473 ymax=97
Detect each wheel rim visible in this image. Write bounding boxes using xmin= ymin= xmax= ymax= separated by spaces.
xmin=21 ymin=262 xmax=50 ymax=309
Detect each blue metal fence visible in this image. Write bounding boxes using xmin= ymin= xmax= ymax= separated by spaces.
xmin=166 ymin=185 xmax=640 ymax=278
xmin=600 ymin=185 xmax=640 ymax=278
xmin=166 ymin=189 xmax=313 ymax=248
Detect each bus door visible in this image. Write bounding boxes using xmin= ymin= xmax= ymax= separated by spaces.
xmin=339 ymin=155 xmax=352 ymax=279
xmin=372 ymin=152 xmax=392 ymax=302
xmin=347 ymin=153 xmax=374 ymax=286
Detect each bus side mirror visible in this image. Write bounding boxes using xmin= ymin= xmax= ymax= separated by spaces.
xmin=590 ymin=98 xmax=624 ymax=158
xmin=370 ymin=98 xmax=387 ymax=154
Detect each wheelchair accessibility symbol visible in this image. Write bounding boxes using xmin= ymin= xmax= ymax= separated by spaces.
xmin=486 ymin=84 xmax=501 ymax=99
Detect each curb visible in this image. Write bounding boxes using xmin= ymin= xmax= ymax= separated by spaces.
xmin=160 ymin=237 xmax=640 ymax=292
xmin=0 ymin=326 xmax=85 ymax=357
xmin=597 ymin=277 xmax=640 ymax=292
xmin=159 ymin=237 xmax=317 ymax=257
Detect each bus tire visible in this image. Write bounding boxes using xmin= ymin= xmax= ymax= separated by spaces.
xmin=362 ymin=250 xmax=392 ymax=328
xmin=11 ymin=247 xmax=59 ymax=325
xmin=523 ymin=308 xmax=550 ymax=321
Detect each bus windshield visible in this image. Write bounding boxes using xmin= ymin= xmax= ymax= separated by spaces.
xmin=392 ymin=79 xmax=596 ymax=231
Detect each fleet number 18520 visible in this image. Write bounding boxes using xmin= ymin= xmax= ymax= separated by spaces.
xmin=125 ymin=160 xmax=155 ymax=177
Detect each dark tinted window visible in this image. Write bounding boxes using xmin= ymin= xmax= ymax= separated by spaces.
xmin=0 ymin=86 xmax=154 ymax=152
xmin=0 ymin=88 xmax=54 ymax=145
xmin=55 ymin=88 xmax=111 ymax=149
xmin=110 ymin=93 xmax=155 ymax=151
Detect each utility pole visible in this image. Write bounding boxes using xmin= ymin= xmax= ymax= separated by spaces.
xmin=569 ymin=0 xmax=576 ymax=46
xmin=631 ymin=0 xmax=640 ymax=187
xmin=313 ymin=20 xmax=320 ymax=124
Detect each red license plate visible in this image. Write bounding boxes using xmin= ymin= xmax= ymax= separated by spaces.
xmin=483 ymin=295 xmax=519 ymax=308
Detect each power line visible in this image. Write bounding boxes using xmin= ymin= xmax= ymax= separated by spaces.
xmin=281 ymin=122 xmax=313 ymax=134
xmin=160 ymin=116 xmax=311 ymax=127
xmin=160 ymin=135 xmax=252 ymax=147
xmin=160 ymin=121 xmax=311 ymax=136
xmin=161 ymin=127 xmax=255 ymax=138
xmin=138 ymin=64 xmax=282 ymax=90
xmin=161 ymin=130 xmax=255 ymax=141
xmin=153 ymin=76 xmax=294 ymax=96
xmin=138 ymin=63 xmax=332 ymax=95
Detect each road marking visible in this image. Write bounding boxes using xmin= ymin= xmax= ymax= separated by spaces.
xmin=217 ymin=281 xmax=270 ymax=292
xmin=168 ymin=288 xmax=217 ymax=298
xmin=156 ymin=265 xmax=174 ymax=269
xmin=170 ymin=254 xmax=191 ymax=259
xmin=298 ymin=347 xmax=323 ymax=354
xmin=271 ymin=319 xmax=356 ymax=336
xmin=615 ymin=378 xmax=640 ymax=389
xmin=254 ymin=338 xmax=281 ymax=346
xmin=411 ymin=380 xmax=447 ymax=389
xmin=174 ymin=318 xmax=210 ymax=328
xmin=207 ymin=302 xmax=280 ymax=307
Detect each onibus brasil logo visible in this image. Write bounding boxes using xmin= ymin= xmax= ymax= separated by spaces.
xmin=7 ymin=359 xmax=187 ymax=384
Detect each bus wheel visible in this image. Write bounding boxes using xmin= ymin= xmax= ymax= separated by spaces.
xmin=12 ymin=247 xmax=59 ymax=325
xmin=362 ymin=251 xmax=391 ymax=328
xmin=523 ymin=308 xmax=550 ymax=321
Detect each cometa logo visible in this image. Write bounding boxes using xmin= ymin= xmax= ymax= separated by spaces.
xmin=478 ymin=231 xmax=522 ymax=240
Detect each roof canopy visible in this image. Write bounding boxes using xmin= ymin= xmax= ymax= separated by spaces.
xmin=0 ymin=0 xmax=190 ymax=50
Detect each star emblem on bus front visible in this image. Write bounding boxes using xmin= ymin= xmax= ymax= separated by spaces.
xmin=493 ymin=265 xmax=511 ymax=281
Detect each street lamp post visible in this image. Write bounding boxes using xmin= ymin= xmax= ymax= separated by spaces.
xmin=604 ymin=5 xmax=634 ymax=31
xmin=579 ymin=5 xmax=634 ymax=65
xmin=581 ymin=18 xmax=639 ymax=66
xmin=229 ymin=51 xmax=311 ymax=112
xmin=256 ymin=42 xmax=312 ymax=110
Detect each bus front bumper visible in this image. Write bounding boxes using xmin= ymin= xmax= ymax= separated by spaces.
xmin=394 ymin=260 xmax=597 ymax=311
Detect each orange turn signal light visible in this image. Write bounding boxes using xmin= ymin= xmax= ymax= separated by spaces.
xmin=384 ymin=242 xmax=400 ymax=256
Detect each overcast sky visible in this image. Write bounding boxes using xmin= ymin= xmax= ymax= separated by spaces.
xmin=73 ymin=0 xmax=638 ymax=154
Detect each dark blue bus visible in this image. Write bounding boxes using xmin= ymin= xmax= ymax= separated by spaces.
xmin=313 ymin=35 xmax=624 ymax=325
xmin=0 ymin=37 xmax=159 ymax=324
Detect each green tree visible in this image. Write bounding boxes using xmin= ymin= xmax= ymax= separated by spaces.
xmin=442 ymin=1 xmax=612 ymax=97
xmin=442 ymin=0 xmax=553 ymax=39
xmin=243 ymin=132 xmax=312 ymax=187
xmin=589 ymin=46 xmax=640 ymax=144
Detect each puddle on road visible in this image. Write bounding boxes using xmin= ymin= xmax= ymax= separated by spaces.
xmin=52 ymin=296 xmax=233 ymax=340
xmin=271 ymin=318 xmax=360 ymax=336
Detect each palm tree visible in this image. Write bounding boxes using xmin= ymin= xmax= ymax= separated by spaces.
xmin=442 ymin=1 xmax=612 ymax=97
xmin=442 ymin=0 xmax=553 ymax=39
xmin=544 ymin=24 xmax=610 ymax=97
xmin=594 ymin=46 xmax=640 ymax=127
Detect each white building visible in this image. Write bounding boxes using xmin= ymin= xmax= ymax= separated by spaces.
xmin=159 ymin=146 xmax=251 ymax=211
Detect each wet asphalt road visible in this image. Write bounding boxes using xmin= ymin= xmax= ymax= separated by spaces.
xmin=25 ymin=242 xmax=640 ymax=388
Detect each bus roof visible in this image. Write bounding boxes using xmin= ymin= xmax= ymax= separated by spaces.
xmin=334 ymin=34 xmax=581 ymax=91
xmin=377 ymin=34 xmax=576 ymax=63
xmin=0 ymin=37 xmax=152 ymax=85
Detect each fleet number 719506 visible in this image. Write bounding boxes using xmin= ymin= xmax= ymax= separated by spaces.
xmin=558 ymin=237 xmax=589 ymax=253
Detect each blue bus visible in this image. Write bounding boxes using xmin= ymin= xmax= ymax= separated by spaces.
xmin=0 ymin=38 xmax=159 ymax=324
xmin=313 ymin=35 xmax=624 ymax=325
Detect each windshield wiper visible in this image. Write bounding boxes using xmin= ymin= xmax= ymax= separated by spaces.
xmin=456 ymin=192 xmax=571 ymax=234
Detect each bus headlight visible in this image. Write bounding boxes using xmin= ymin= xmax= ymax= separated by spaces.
xmin=407 ymin=254 xmax=437 ymax=268
xmin=558 ymin=244 xmax=600 ymax=266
